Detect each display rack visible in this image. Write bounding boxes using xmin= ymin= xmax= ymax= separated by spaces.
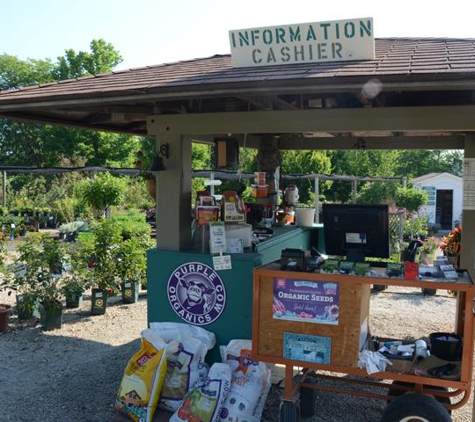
xmin=252 ymin=262 xmax=474 ymax=421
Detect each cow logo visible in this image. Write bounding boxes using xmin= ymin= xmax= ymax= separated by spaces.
xmin=167 ymin=262 xmax=226 ymax=325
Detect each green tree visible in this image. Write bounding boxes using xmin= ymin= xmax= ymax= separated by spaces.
xmin=79 ymin=173 xmax=126 ymax=217
xmin=281 ymin=150 xmax=332 ymax=204
xmin=52 ymin=39 xmax=123 ymax=80
xmin=0 ymin=39 xmax=135 ymax=170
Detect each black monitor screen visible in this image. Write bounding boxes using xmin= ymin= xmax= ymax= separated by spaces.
xmin=322 ymin=204 xmax=390 ymax=262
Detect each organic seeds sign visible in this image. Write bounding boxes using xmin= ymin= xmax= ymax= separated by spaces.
xmin=167 ymin=262 xmax=226 ymax=326
xmin=273 ymin=278 xmax=339 ymax=325
xmin=229 ymin=17 xmax=374 ymax=67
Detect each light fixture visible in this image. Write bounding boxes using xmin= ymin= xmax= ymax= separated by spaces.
xmin=150 ymin=142 xmax=169 ymax=172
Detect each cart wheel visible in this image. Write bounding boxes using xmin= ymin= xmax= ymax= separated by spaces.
xmin=372 ymin=284 xmax=388 ymax=292
xmin=300 ymin=378 xmax=317 ymax=417
xmin=381 ymin=393 xmax=452 ymax=422
xmin=422 ymin=288 xmax=437 ymax=296
xmin=279 ymin=401 xmax=300 ymax=422
xmin=388 ymin=381 xmax=451 ymax=411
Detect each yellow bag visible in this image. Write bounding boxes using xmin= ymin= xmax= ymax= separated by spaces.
xmin=116 ymin=329 xmax=167 ymax=422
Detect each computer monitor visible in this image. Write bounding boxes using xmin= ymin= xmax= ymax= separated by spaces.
xmin=322 ymin=204 xmax=390 ymax=262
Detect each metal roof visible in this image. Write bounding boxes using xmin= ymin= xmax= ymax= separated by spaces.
xmin=0 ymin=37 xmax=475 ymax=140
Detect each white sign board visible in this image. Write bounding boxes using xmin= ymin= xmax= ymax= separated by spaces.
xmin=229 ymin=17 xmax=374 ymax=68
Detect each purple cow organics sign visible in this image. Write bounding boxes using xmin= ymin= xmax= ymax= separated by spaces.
xmin=168 ymin=262 xmax=226 ymax=326
xmin=273 ymin=278 xmax=339 ymax=325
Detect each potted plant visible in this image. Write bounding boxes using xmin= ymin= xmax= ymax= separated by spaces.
xmin=61 ymin=240 xmax=92 ymax=308
xmin=24 ymin=233 xmax=64 ymax=329
xmin=0 ymin=230 xmax=12 ymax=331
xmin=88 ymin=219 xmax=122 ymax=315
xmin=440 ymin=225 xmax=462 ymax=268
xmin=116 ymin=236 xmax=149 ymax=303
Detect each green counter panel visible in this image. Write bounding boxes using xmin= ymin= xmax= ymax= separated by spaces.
xmin=146 ymin=226 xmax=318 ymax=362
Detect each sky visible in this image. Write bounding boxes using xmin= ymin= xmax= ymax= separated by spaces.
xmin=2 ymin=0 xmax=475 ymax=71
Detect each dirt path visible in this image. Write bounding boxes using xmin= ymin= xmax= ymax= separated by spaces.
xmin=0 ymin=284 xmax=473 ymax=421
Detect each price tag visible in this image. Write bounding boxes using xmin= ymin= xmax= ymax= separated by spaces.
xmin=213 ymin=254 xmax=232 ymax=270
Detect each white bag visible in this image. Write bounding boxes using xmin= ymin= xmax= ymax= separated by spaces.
xmin=218 ymin=340 xmax=272 ymax=422
xmin=170 ymin=363 xmax=232 ymax=422
xmin=148 ymin=322 xmax=214 ymax=412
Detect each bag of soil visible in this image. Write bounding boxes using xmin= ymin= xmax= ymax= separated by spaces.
xmin=218 ymin=339 xmax=272 ymax=422
xmin=115 ymin=329 xmax=167 ymax=422
xmin=170 ymin=362 xmax=232 ymax=422
xmin=149 ymin=322 xmax=215 ymax=412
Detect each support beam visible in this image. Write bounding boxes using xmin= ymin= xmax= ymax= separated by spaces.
xmin=147 ymin=106 xmax=475 ymax=135
xmin=461 ymin=135 xmax=475 ymax=281
xmin=148 ymin=130 xmax=192 ymax=251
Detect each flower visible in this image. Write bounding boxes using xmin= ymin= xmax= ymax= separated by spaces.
xmin=421 ymin=236 xmax=440 ymax=255
xmin=134 ymin=150 xmax=155 ymax=179
xmin=439 ymin=226 xmax=462 ymax=257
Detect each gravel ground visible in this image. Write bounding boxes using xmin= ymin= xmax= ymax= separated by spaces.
xmin=0 ymin=276 xmax=473 ymax=421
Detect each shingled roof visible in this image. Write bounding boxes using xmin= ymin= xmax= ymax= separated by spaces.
xmin=0 ymin=37 xmax=475 ymax=137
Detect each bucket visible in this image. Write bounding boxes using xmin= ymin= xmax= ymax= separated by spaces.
xmin=295 ymin=208 xmax=315 ymax=227
xmin=429 ymin=332 xmax=462 ymax=361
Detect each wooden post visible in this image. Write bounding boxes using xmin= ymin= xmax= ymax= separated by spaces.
xmin=147 ymin=118 xmax=192 ymax=251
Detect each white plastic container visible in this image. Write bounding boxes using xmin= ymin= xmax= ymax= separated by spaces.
xmin=295 ymin=207 xmax=315 ymax=227
xmin=225 ymin=223 xmax=253 ymax=249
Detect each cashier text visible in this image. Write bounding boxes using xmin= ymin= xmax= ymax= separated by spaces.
xmin=229 ymin=17 xmax=374 ymax=67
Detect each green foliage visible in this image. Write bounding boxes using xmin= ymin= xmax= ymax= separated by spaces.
xmin=116 ymin=236 xmax=151 ymax=284
xmin=281 ymin=150 xmax=332 ymax=203
xmin=395 ymin=187 xmax=428 ymax=212
xmin=79 ymin=173 xmax=126 ymax=216
xmin=121 ymin=179 xmax=155 ymax=211
xmin=52 ymin=39 xmax=123 ymax=80
xmin=111 ymin=209 xmax=152 ymax=241
xmin=403 ymin=213 xmax=429 ymax=239
xmin=356 ymin=182 xmax=398 ymax=205
xmin=88 ymin=218 xmax=122 ymax=290
xmin=2 ymin=233 xmax=65 ymax=309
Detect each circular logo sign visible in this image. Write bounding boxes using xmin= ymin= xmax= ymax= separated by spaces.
xmin=167 ymin=262 xmax=226 ymax=326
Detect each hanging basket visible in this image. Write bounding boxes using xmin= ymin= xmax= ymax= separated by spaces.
xmin=145 ymin=178 xmax=156 ymax=200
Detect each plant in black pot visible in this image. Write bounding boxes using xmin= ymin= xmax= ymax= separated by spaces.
xmin=88 ymin=219 xmax=122 ymax=315
xmin=61 ymin=240 xmax=92 ymax=308
xmin=3 ymin=233 xmax=65 ymax=328
xmin=116 ymin=235 xmax=150 ymax=304
xmin=21 ymin=233 xmax=65 ymax=330
xmin=0 ymin=230 xmax=13 ymax=331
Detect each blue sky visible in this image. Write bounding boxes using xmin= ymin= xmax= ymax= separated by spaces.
xmin=2 ymin=0 xmax=474 ymax=70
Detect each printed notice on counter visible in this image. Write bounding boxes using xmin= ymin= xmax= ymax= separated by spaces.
xmin=209 ymin=221 xmax=226 ymax=254
xmin=283 ymin=332 xmax=331 ymax=364
xmin=463 ymin=158 xmax=475 ymax=210
xmin=273 ymin=278 xmax=339 ymax=325
xmin=213 ymin=254 xmax=232 ymax=270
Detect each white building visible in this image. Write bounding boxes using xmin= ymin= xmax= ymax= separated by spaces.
xmin=410 ymin=173 xmax=463 ymax=231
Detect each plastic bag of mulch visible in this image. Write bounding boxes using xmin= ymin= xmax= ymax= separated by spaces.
xmin=149 ymin=322 xmax=215 ymax=412
xmin=217 ymin=339 xmax=272 ymax=422
xmin=170 ymin=362 xmax=232 ymax=422
xmin=115 ymin=329 xmax=167 ymax=422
